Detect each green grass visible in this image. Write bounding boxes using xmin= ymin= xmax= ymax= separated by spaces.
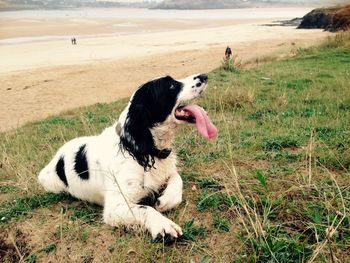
xmin=0 ymin=192 xmax=72 ymax=223
xmin=180 ymin=218 xmax=206 ymax=242
xmin=213 ymin=214 xmax=230 ymax=232
xmin=0 ymin=32 xmax=349 ymax=262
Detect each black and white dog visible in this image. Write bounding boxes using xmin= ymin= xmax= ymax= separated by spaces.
xmin=38 ymin=73 xmax=217 ymax=241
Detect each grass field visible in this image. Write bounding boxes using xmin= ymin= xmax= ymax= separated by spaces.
xmin=1 ymin=32 xmax=349 ymax=262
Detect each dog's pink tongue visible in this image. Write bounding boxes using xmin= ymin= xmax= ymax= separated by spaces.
xmin=183 ymin=105 xmax=218 ymax=140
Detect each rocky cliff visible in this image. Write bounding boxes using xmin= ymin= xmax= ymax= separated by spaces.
xmin=298 ymin=5 xmax=350 ymax=32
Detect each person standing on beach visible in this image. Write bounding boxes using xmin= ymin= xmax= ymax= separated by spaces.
xmin=225 ymin=46 xmax=232 ymax=60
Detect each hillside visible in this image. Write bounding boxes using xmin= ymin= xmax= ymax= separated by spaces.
xmin=0 ymin=32 xmax=349 ymax=262
xmin=298 ymin=4 xmax=350 ymax=32
xmin=0 ymin=0 xmax=158 ymax=10
xmin=153 ymin=0 xmax=249 ymax=9
xmin=153 ymin=0 xmax=349 ymax=10
xmin=0 ymin=0 xmax=121 ymax=10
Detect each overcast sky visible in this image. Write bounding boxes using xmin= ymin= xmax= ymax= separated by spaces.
xmin=96 ymin=0 xmax=346 ymax=3
xmin=98 ymin=0 xmax=341 ymax=2
xmin=98 ymin=0 xmax=162 ymax=2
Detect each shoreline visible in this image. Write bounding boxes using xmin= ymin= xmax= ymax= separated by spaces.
xmin=0 ymin=23 xmax=326 ymax=74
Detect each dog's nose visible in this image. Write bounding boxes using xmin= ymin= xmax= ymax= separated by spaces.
xmin=197 ymin=74 xmax=208 ymax=83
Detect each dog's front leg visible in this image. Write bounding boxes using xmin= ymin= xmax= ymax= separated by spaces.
xmin=156 ymin=172 xmax=183 ymax=212
xmin=103 ymin=190 xmax=182 ymax=240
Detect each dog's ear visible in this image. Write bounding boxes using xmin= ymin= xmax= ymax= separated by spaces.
xmin=120 ymin=85 xmax=157 ymax=170
xmin=119 ymin=78 xmax=175 ymax=170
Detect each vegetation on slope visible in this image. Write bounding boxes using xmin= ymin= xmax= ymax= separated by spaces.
xmin=153 ymin=0 xmax=350 ymax=10
xmin=0 ymin=0 xmax=155 ymax=11
xmin=153 ymin=0 xmax=250 ymax=9
xmin=0 ymin=32 xmax=349 ymax=262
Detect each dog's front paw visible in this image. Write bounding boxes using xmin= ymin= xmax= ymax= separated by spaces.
xmin=156 ymin=193 xmax=182 ymax=212
xmin=147 ymin=216 xmax=183 ymax=242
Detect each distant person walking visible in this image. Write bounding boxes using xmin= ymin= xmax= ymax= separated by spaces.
xmin=71 ymin=37 xmax=77 ymax=45
xmin=225 ymin=46 xmax=232 ymax=60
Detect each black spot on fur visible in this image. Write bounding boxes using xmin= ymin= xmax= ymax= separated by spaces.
xmin=137 ymin=185 xmax=166 ymax=207
xmin=154 ymin=233 xmax=177 ymax=244
xmin=194 ymin=74 xmax=208 ymax=83
xmin=74 ymin=144 xmax=89 ymax=180
xmin=197 ymin=74 xmax=208 ymax=83
xmin=137 ymin=190 xmax=160 ymax=207
xmin=156 ymin=148 xmax=172 ymax=159
xmin=56 ymin=156 xmax=68 ymax=187
xmin=120 ymin=76 xmax=182 ymax=170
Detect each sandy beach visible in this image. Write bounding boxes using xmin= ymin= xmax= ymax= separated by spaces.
xmin=0 ymin=7 xmax=330 ymax=131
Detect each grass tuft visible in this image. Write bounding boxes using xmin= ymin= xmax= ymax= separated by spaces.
xmin=180 ymin=218 xmax=206 ymax=241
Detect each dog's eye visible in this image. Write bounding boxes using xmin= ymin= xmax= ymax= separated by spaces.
xmin=170 ymin=84 xmax=175 ymax=90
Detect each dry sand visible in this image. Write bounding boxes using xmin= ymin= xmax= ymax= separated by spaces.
xmin=0 ymin=8 xmax=330 ymax=131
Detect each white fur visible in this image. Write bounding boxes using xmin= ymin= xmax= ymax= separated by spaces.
xmin=38 ymin=74 xmax=207 ymax=239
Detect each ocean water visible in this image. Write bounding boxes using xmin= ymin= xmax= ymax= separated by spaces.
xmin=0 ymin=7 xmax=311 ymax=20
xmin=0 ymin=7 xmax=312 ymax=45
